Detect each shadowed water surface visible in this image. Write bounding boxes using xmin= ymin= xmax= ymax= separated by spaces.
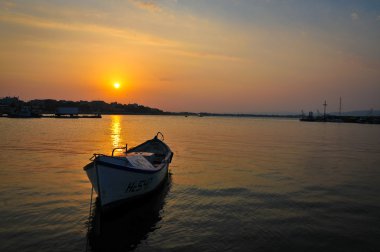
xmin=0 ymin=116 xmax=380 ymax=251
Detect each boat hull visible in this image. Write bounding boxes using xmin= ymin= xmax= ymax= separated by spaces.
xmin=85 ymin=159 xmax=169 ymax=209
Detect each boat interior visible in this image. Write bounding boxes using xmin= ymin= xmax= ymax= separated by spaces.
xmin=126 ymin=139 xmax=170 ymax=166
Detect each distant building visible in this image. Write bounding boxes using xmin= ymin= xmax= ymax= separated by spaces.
xmin=0 ymin=105 xmax=8 ymax=115
xmin=0 ymin=96 xmax=20 ymax=105
xmin=0 ymin=97 xmax=22 ymax=115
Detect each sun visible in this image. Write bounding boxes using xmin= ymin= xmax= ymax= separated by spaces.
xmin=113 ymin=82 xmax=120 ymax=89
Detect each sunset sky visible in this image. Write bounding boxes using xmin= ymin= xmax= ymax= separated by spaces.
xmin=1 ymin=0 xmax=379 ymax=113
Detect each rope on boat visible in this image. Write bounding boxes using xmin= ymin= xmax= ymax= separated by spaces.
xmin=86 ymin=160 xmax=100 ymax=251
xmin=85 ymin=186 xmax=94 ymax=252
xmin=85 ymin=157 xmax=101 ymax=252
xmin=88 ymin=186 xmax=94 ymax=224
xmin=94 ymin=161 xmax=102 ymax=207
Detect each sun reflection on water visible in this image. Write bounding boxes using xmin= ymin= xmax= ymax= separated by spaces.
xmin=110 ymin=115 xmax=123 ymax=154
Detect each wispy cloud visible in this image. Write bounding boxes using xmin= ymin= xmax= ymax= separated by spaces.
xmin=129 ymin=0 xmax=162 ymax=12
xmin=0 ymin=0 xmax=15 ymax=11
xmin=351 ymin=12 xmax=359 ymax=21
xmin=171 ymin=48 xmax=245 ymax=62
xmin=0 ymin=11 xmax=243 ymax=63
xmin=0 ymin=12 xmax=178 ymax=48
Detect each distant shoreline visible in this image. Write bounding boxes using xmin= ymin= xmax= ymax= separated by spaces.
xmin=1 ymin=96 xmax=379 ymax=118
xmin=0 ymin=96 xmax=300 ymax=118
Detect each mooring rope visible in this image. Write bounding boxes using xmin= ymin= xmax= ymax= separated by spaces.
xmin=85 ymin=186 xmax=94 ymax=252
xmin=88 ymin=186 xmax=94 ymax=224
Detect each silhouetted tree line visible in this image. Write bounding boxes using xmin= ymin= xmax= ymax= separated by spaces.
xmin=0 ymin=97 xmax=168 ymax=115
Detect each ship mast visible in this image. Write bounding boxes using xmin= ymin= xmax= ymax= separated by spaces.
xmin=323 ymin=100 xmax=327 ymax=120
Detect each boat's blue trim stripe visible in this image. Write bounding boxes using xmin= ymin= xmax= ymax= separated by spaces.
xmin=96 ymin=160 xmax=163 ymax=174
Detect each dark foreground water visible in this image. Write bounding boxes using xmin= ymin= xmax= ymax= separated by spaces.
xmin=0 ymin=116 xmax=380 ymax=251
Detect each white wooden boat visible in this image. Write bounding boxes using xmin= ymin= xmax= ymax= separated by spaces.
xmin=84 ymin=132 xmax=173 ymax=210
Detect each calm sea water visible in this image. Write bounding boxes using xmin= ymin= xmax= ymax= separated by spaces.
xmin=0 ymin=115 xmax=380 ymax=251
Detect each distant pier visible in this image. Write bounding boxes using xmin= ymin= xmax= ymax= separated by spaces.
xmin=301 ymin=99 xmax=380 ymax=124
xmin=42 ymin=114 xmax=102 ymax=119
xmin=300 ymin=115 xmax=380 ymax=124
xmin=0 ymin=113 xmax=101 ymax=119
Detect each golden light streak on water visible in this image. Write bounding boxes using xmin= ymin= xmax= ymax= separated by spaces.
xmin=110 ymin=115 xmax=123 ymax=155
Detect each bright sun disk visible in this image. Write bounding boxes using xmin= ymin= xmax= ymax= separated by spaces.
xmin=113 ymin=82 xmax=120 ymax=89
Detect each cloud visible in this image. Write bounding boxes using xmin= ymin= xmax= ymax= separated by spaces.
xmin=0 ymin=1 xmax=246 ymax=63
xmin=0 ymin=0 xmax=15 ymax=11
xmin=351 ymin=12 xmax=359 ymax=21
xmin=159 ymin=77 xmax=174 ymax=82
xmin=0 ymin=13 xmax=178 ymax=48
xmin=0 ymin=12 xmax=242 ymax=62
xmin=129 ymin=0 xmax=162 ymax=12
xmin=169 ymin=48 xmax=245 ymax=62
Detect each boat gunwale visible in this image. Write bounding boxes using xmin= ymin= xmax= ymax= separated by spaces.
xmin=84 ymin=138 xmax=173 ymax=174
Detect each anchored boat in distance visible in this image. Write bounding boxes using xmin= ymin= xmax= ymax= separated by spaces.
xmin=84 ymin=132 xmax=173 ymax=211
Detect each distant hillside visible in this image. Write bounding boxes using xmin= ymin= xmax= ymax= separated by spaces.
xmin=31 ymin=99 xmax=169 ymax=115
xmin=0 ymin=97 xmax=169 ymax=115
